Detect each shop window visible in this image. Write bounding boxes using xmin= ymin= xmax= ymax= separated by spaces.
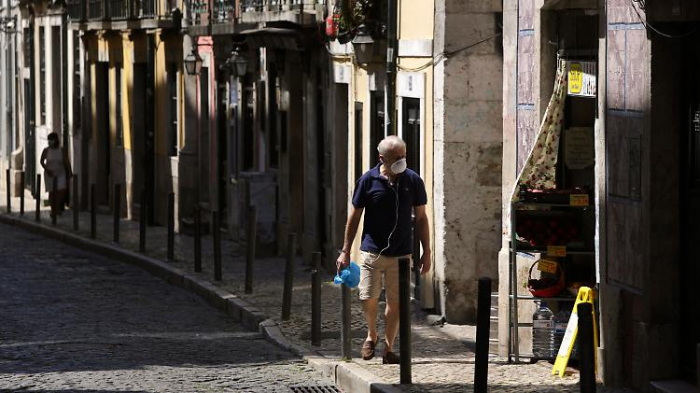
xmin=354 ymin=102 xmax=363 ymax=181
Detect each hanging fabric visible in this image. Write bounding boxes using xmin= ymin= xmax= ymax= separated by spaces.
xmin=512 ymin=59 xmax=568 ymax=201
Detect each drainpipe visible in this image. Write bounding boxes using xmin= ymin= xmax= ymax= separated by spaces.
xmin=385 ymin=0 xmax=397 ymax=136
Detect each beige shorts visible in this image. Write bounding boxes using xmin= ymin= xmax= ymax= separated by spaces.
xmin=358 ymin=252 xmax=411 ymax=303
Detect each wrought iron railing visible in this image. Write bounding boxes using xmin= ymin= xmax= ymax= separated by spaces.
xmin=212 ymin=0 xmax=235 ymax=24
xmin=109 ymin=0 xmax=130 ymax=19
xmin=240 ymin=0 xmax=319 ymax=14
xmin=87 ymin=0 xmax=107 ymax=20
xmin=67 ymin=0 xmax=86 ymax=21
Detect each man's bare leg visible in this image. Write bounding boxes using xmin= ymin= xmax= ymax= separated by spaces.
xmin=363 ymin=298 xmax=379 ymax=343
xmin=384 ymin=301 xmax=400 ymax=351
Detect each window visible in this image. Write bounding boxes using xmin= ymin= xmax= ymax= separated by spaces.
xmin=73 ymin=32 xmax=81 ymax=132
xmin=167 ymin=62 xmax=178 ymax=156
xmin=354 ymin=102 xmax=363 ymax=181
xmin=369 ymin=91 xmax=385 ymax=162
xmin=115 ymin=65 xmax=123 ymax=147
xmin=39 ymin=26 xmax=45 ymax=125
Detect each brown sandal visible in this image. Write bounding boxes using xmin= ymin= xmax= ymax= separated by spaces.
xmin=361 ymin=339 xmax=376 ymax=360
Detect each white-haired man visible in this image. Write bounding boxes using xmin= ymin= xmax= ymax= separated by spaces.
xmin=336 ymin=135 xmax=431 ymax=364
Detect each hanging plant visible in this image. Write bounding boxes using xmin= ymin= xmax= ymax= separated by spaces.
xmin=335 ymin=0 xmax=386 ymax=42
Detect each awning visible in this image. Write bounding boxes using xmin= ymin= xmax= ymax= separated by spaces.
xmin=239 ymin=27 xmax=304 ymax=51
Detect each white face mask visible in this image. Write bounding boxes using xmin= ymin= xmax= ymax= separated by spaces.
xmin=390 ymin=158 xmax=407 ymax=174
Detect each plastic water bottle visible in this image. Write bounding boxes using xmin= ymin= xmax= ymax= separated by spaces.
xmin=553 ymin=310 xmax=570 ymax=357
xmin=532 ymin=302 xmax=555 ymax=359
xmin=553 ymin=310 xmax=578 ymax=359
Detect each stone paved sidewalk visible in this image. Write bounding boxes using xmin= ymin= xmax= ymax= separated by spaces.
xmin=0 ymin=190 xmax=634 ymax=392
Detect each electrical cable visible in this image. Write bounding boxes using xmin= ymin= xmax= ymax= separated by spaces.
xmin=366 ymin=176 xmax=401 ymax=265
xmin=629 ymin=0 xmax=700 ymax=39
xmin=397 ymin=31 xmax=502 ymax=72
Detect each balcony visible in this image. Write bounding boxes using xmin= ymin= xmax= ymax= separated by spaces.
xmin=185 ymin=0 xmax=236 ymax=35
xmin=109 ymin=0 xmax=130 ymax=20
xmin=67 ymin=0 xmax=86 ymax=22
xmin=239 ymin=0 xmax=322 ymax=26
xmin=87 ymin=0 xmax=107 ymax=20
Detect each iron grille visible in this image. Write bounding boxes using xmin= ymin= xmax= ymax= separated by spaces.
xmin=289 ymin=385 xmax=342 ymax=393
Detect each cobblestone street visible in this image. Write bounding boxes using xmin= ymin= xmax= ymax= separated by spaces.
xmin=0 ymin=223 xmax=336 ymax=392
xmin=0 ymin=195 xmax=639 ymax=392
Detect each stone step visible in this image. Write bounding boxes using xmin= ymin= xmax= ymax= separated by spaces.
xmin=649 ymin=380 xmax=699 ymax=393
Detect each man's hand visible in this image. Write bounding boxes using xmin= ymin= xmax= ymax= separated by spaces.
xmin=419 ymin=251 xmax=431 ymax=275
xmin=336 ymin=251 xmax=350 ymax=274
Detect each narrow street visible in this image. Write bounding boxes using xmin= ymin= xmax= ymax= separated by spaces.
xmin=0 ymin=223 xmax=336 ymax=392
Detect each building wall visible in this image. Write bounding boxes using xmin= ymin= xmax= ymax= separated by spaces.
xmin=434 ymin=0 xmax=503 ymax=322
xmin=501 ymin=0 xmax=690 ymax=389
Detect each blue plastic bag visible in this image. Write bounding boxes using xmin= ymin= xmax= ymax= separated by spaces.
xmin=334 ymin=261 xmax=361 ymax=288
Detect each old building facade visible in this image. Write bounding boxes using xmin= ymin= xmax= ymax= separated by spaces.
xmin=329 ymin=0 xmax=504 ymax=320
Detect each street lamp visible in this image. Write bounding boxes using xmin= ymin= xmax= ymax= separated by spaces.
xmin=352 ymin=24 xmax=374 ymax=65
xmin=0 ymin=16 xmax=16 ymax=34
xmin=184 ymin=48 xmax=203 ymax=76
xmin=224 ymin=48 xmax=248 ymax=77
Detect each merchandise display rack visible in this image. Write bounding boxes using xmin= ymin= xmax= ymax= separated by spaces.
xmin=507 ymin=196 xmax=595 ymax=363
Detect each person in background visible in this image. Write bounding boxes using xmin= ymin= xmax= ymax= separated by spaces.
xmin=40 ymin=132 xmax=72 ymax=219
xmin=336 ymin=135 xmax=431 ymax=364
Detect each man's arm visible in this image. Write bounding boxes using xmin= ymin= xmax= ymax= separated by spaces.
xmin=336 ymin=206 xmax=364 ymax=272
xmin=415 ymin=205 xmax=431 ymax=274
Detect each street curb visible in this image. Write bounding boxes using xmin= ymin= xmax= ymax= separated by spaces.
xmin=0 ymin=214 xmax=401 ymax=393
xmin=258 ymin=318 xmax=403 ymax=393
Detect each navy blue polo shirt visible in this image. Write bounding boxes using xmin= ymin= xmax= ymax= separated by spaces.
xmin=352 ymin=163 xmax=428 ymax=257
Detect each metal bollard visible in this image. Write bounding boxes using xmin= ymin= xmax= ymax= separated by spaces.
xmin=474 ymin=277 xmax=492 ymax=393
xmin=341 ymin=279 xmax=352 ymax=360
xmin=19 ymin=171 xmax=25 ymax=216
xmin=35 ymin=175 xmax=41 ymax=222
xmin=311 ymin=251 xmax=322 ymax=346
xmin=281 ymin=233 xmax=297 ymax=321
xmin=212 ymin=211 xmax=222 ymax=281
xmin=244 ymin=206 xmax=258 ymax=294
xmin=578 ymin=303 xmax=596 ymax=393
xmin=90 ymin=184 xmax=96 ymax=239
xmin=399 ymin=257 xmax=412 ymax=384
xmin=51 ymin=178 xmax=58 ymax=226
xmin=139 ymin=189 xmax=147 ymax=253
xmin=6 ymin=168 xmax=10 ymax=214
xmin=113 ymin=184 xmax=121 ymax=243
xmin=167 ymin=192 xmax=175 ymax=261
xmin=194 ymin=204 xmax=201 ymax=272
xmin=72 ymin=175 xmax=79 ymax=230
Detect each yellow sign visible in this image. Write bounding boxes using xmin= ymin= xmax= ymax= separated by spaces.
xmin=568 ymin=63 xmax=583 ymax=94
xmin=547 ymin=246 xmax=567 ymax=257
xmin=552 ymin=287 xmax=598 ymax=377
xmin=537 ymin=259 xmax=558 ymax=274
xmin=567 ymin=61 xmax=597 ymax=97
xmin=570 ymin=194 xmax=590 ymax=206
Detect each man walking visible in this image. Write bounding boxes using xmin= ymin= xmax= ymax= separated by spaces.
xmin=336 ymin=135 xmax=431 ymax=364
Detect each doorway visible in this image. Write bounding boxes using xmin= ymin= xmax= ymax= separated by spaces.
xmin=402 ymin=97 xmax=422 ymax=300
xmin=95 ymin=62 xmax=111 ymax=206
xmin=681 ymin=84 xmax=700 ymax=384
xmin=132 ymin=63 xmax=147 ymax=209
